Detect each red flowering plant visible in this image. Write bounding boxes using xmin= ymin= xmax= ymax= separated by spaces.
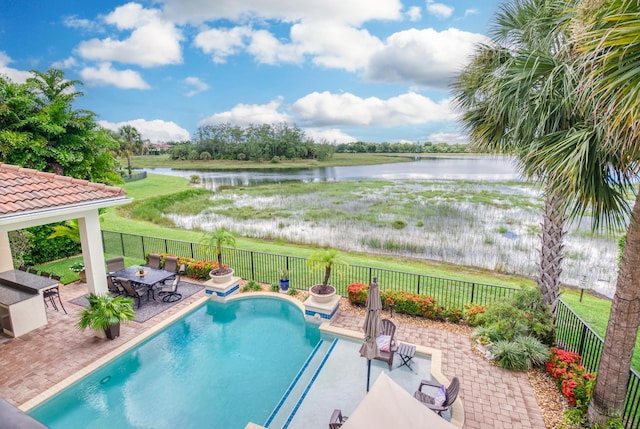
xmin=546 ymin=347 xmax=596 ymax=412
xmin=463 ymin=303 xmax=486 ymax=327
xmin=347 ymin=282 xmax=368 ymax=306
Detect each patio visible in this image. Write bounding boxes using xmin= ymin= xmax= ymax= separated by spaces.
xmin=0 ymin=280 xmax=547 ymax=429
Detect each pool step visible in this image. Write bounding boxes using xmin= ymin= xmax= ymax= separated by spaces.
xmin=265 ymin=337 xmax=339 ymax=429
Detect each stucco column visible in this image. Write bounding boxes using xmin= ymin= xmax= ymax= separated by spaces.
xmin=0 ymin=230 xmax=13 ymax=272
xmin=78 ymin=211 xmax=108 ymax=295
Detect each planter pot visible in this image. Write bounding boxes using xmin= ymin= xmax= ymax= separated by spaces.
xmin=476 ymin=339 xmax=494 ymax=359
xmin=279 ymin=279 xmax=290 ymax=291
xmin=209 ymin=268 xmax=234 ymax=284
xmin=93 ymin=328 xmax=107 ymax=339
xmin=79 ymin=270 xmax=87 ymax=283
xmin=105 ymin=323 xmax=121 ymax=340
xmin=309 ymin=284 xmax=336 ymax=304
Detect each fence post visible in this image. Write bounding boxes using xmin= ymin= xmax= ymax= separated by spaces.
xmin=141 ymin=235 xmax=146 ymax=259
xmin=368 ymin=267 xmax=372 ymax=284
xmin=578 ymin=324 xmax=588 ymax=357
xmin=164 ymin=238 xmax=168 ymax=254
xmin=190 ymin=242 xmax=194 ymax=259
xmin=470 ymin=283 xmax=476 ymax=304
xmin=119 ymin=232 xmax=125 ymax=256
xmin=250 ymin=251 xmax=255 ymax=280
xmin=417 ymin=276 xmax=421 ymax=295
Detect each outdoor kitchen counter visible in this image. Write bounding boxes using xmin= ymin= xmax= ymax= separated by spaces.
xmin=0 ymin=270 xmax=52 ymax=338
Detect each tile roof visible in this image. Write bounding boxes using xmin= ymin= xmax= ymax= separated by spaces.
xmin=0 ymin=163 xmax=127 ymax=216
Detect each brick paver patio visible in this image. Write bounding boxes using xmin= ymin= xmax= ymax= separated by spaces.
xmin=0 ymin=283 xmax=547 ymax=428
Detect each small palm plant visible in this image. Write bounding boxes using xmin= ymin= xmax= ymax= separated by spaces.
xmin=202 ymin=227 xmax=236 ymax=275
xmin=77 ymin=293 xmax=135 ymax=340
xmin=307 ymin=248 xmax=348 ymax=295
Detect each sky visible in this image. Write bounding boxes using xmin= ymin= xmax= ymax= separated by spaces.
xmin=0 ymin=0 xmax=502 ymax=144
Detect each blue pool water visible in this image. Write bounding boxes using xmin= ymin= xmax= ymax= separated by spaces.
xmin=29 ymin=298 xmax=321 ymax=428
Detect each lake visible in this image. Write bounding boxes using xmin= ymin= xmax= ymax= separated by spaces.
xmin=144 ymin=156 xmax=521 ymax=190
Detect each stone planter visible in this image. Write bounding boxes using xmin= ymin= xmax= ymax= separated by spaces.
xmin=209 ymin=268 xmax=234 ymax=284
xmin=79 ymin=270 xmax=87 ymax=283
xmin=476 ymin=339 xmax=494 ymax=359
xmin=309 ymin=284 xmax=336 ymax=304
xmin=105 ymin=323 xmax=121 ymax=340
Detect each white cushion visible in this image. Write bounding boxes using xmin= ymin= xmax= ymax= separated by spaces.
xmin=376 ymin=334 xmax=391 ymax=352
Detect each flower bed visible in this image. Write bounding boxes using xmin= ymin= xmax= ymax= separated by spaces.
xmin=346 ymin=282 xmax=463 ymax=322
xmin=147 ymin=253 xmax=224 ymax=280
xmin=546 ymin=347 xmax=596 ymax=410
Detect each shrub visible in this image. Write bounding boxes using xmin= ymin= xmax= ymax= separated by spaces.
xmin=287 ymin=287 xmax=298 ymax=296
xmin=511 ymin=289 xmax=555 ymax=345
xmin=190 ymin=175 xmax=201 ymax=184
xmin=237 ymin=153 xmax=246 ymax=161
xmin=271 ymin=156 xmax=281 ymax=163
xmin=347 ymin=282 xmax=368 ymax=306
xmin=243 ymin=281 xmax=262 ymax=292
xmin=471 ymin=325 xmax=501 ymax=345
xmin=515 ymin=335 xmax=549 ymax=367
xmin=482 ymin=302 xmax=528 ymax=341
xmin=270 ymin=283 xmax=280 ymax=292
xmin=391 ymin=219 xmax=408 ymax=229
xmin=148 ymin=252 xmax=220 ymax=280
xmin=463 ymin=303 xmax=486 ymax=327
xmin=492 ymin=340 xmax=529 ymax=370
xmin=199 ymin=151 xmax=212 ymax=160
xmin=546 ymin=347 xmax=596 ymax=411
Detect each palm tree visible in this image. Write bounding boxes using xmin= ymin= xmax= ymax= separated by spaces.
xmin=570 ymin=0 xmax=640 ymax=424
xmin=453 ymin=0 xmax=580 ymax=314
xmin=201 ymin=227 xmax=236 ymax=275
xmin=118 ymin=125 xmax=141 ymax=175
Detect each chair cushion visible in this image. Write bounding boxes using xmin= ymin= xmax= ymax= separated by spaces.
xmin=376 ymin=334 xmax=392 ymax=352
xmin=434 ymin=385 xmax=447 ymax=406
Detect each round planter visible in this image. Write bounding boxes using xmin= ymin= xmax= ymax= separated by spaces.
xmin=105 ymin=323 xmax=121 ymax=340
xmin=279 ymin=279 xmax=290 ymax=291
xmin=209 ymin=268 xmax=234 ymax=284
xmin=309 ymin=284 xmax=336 ymax=303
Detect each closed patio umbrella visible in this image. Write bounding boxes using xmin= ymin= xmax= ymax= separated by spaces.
xmin=359 ymin=276 xmax=383 ymax=392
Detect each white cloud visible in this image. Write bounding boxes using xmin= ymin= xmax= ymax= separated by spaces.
xmin=80 ymin=63 xmax=151 ymax=89
xmin=161 ymin=0 xmax=403 ymax=26
xmin=426 ymin=0 xmax=454 ymax=19
xmin=428 ymin=132 xmax=468 ymax=144
xmin=365 ymin=28 xmax=488 ymax=88
xmin=199 ymin=99 xmax=292 ymax=127
xmin=51 ymin=56 xmax=78 ymax=69
xmin=63 ymin=15 xmax=102 ymax=32
xmin=194 ymin=26 xmax=253 ymax=63
xmin=291 ymin=91 xmax=456 ymax=127
xmin=247 ymin=29 xmax=303 ymax=64
xmin=76 ymin=3 xmax=182 ymax=67
xmin=464 ymin=9 xmax=479 ymax=17
xmin=305 ymin=128 xmax=356 ymax=144
xmin=99 ymin=118 xmax=190 ymax=143
xmin=0 ymin=52 xmax=31 ymax=83
xmin=183 ymin=77 xmax=209 ymax=96
xmin=407 ymin=6 xmax=422 ymax=21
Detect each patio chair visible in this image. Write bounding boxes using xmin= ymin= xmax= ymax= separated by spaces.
xmin=27 ymin=267 xmax=39 ymax=275
xmin=164 ymin=256 xmax=178 ymax=273
xmin=157 ymin=275 xmax=182 ymax=302
xmin=147 ymin=253 xmax=161 ymax=270
xmin=117 ymin=277 xmax=148 ymax=308
xmin=414 ymin=376 xmax=460 ymax=415
xmin=106 ymin=257 xmax=125 ymax=273
xmin=43 ymin=275 xmax=67 ymax=314
xmin=39 ymin=271 xmax=51 ymax=278
xmin=18 ymin=264 xmax=27 ymax=271
xmin=107 ymin=275 xmax=124 ymax=296
xmin=373 ymin=318 xmax=397 ymax=370
xmin=328 ymin=409 xmax=348 ymax=429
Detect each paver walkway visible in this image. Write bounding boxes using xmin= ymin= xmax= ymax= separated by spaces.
xmin=0 ymin=285 xmax=547 ymax=428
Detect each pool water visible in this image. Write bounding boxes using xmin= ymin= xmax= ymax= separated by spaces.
xmin=29 ymin=298 xmax=321 ymax=428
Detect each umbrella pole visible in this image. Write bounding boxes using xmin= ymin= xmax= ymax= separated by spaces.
xmin=366 ymin=359 xmax=372 ymax=392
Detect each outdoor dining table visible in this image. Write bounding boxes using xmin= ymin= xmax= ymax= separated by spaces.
xmin=110 ymin=266 xmax=176 ymax=299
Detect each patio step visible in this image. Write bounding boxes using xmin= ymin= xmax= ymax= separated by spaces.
xmin=264 ymin=337 xmax=339 ymax=429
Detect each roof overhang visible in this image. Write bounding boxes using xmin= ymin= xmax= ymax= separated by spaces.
xmin=0 ymin=196 xmax=132 ymax=231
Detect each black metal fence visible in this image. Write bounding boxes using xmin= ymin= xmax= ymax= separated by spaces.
xmin=556 ymin=300 xmax=640 ymax=428
xmin=120 ymin=171 xmax=147 ymax=182
xmin=101 ymin=230 xmax=640 ymax=427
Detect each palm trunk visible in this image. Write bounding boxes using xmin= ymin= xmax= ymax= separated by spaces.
xmin=537 ymin=188 xmax=566 ymax=316
xmin=588 ymin=191 xmax=640 ymax=426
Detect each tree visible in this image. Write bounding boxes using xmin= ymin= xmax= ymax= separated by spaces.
xmin=453 ymin=0 xmax=580 ymax=314
xmin=571 ymin=0 xmax=640 ymax=424
xmin=117 ymin=125 xmax=142 ymax=175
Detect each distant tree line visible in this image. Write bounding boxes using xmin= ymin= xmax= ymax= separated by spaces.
xmin=169 ymin=123 xmax=335 ymax=162
xmin=335 ymin=141 xmax=479 ymax=153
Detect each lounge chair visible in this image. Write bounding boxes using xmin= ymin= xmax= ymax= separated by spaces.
xmin=147 ymin=253 xmax=161 ymax=270
xmin=117 ymin=277 xmax=147 ymax=308
xmin=414 ymin=377 xmax=460 ymax=415
xmin=328 ymin=409 xmax=348 ymax=429
xmin=373 ymin=319 xmax=397 ymax=370
xmin=157 ymin=275 xmax=182 ymax=302
xmin=106 ymin=257 xmax=125 ymax=273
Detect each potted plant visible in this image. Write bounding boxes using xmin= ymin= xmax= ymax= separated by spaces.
xmin=77 ymin=293 xmax=135 ymax=340
xmin=202 ymin=227 xmax=236 ymax=283
xmin=279 ymin=269 xmax=290 ymax=291
xmin=307 ymin=248 xmax=348 ymax=303
xmin=69 ymin=262 xmax=86 ymax=283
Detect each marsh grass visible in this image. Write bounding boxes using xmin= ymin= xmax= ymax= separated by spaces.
xmin=166 ymin=179 xmax=620 ymax=297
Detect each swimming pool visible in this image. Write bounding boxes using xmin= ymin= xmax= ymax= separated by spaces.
xmin=29 ymin=297 xmax=321 ymax=428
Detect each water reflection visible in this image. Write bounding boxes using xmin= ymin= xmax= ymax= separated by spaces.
xmin=144 ymin=156 xmax=520 ymax=190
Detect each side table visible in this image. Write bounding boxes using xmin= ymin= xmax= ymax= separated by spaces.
xmin=397 ymin=342 xmax=416 ymax=371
